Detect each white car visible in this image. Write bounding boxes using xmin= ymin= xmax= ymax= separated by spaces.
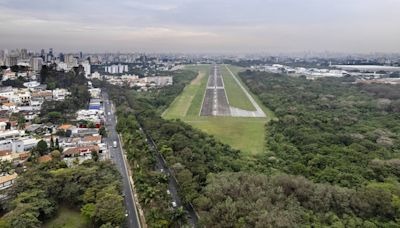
xmin=171 ymin=201 xmax=177 ymax=208
xmin=167 ymin=190 xmax=171 ymax=195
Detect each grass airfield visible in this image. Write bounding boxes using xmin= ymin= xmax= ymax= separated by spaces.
xmin=163 ymin=64 xmax=274 ymax=156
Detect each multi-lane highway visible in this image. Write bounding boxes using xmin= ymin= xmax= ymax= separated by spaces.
xmin=102 ymin=92 xmax=141 ymax=228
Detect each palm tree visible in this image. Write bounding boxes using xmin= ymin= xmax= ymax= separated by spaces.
xmin=171 ymin=206 xmax=187 ymax=227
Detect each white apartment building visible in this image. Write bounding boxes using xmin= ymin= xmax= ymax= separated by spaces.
xmin=52 ymin=88 xmax=70 ymax=100
xmin=81 ymin=61 xmax=91 ymax=78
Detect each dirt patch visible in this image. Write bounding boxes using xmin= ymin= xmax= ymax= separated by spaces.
xmin=191 ymin=71 xmax=205 ymax=85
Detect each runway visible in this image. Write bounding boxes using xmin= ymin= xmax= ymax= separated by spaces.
xmin=200 ymin=65 xmax=231 ymax=116
xmin=200 ymin=65 xmax=266 ymax=118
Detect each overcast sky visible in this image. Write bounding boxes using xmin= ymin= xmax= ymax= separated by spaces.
xmin=0 ymin=0 xmax=399 ymax=53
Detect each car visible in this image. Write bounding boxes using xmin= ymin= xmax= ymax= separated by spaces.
xmin=108 ymin=111 xmax=111 ymax=115
xmin=113 ymin=141 xmax=118 ymax=148
xmin=160 ymin=168 xmax=164 ymax=173
xmin=171 ymin=201 xmax=177 ymax=208
xmin=167 ymin=190 xmax=171 ymax=195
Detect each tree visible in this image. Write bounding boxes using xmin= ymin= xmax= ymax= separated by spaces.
xmin=88 ymin=122 xmax=96 ymax=129
xmin=81 ymin=203 xmax=96 ymax=224
xmin=99 ymin=126 xmax=107 ymax=137
xmin=36 ymin=140 xmax=48 ymax=156
xmin=17 ymin=115 xmax=26 ymax=130
xmin=50 ymin=150 xmax=61 ymax=161
xmin=94 ymin=192 xmax=125 ymax=225
xmin=0 ymin=160 xmax=12 ymax=174
xmin=91 ymin=151 xmax=99 ymax=162
xmin=99 ymin=223 xmax=114 ymax=228
xmin=50 ymin=136 xmax=54 ymax=150
xmin=47 ymin=112 xmax=62 ymax=124
xmin=55 ymin=138 xmax=60 ymax=149
xmin=171 ymin=206 xmax=187 ymax=227
xmin=7 ymin=212 xmax=41 ymax=228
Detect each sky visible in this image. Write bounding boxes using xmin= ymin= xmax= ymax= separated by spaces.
xmin=0 ymin=0 xmax=399 ymax=53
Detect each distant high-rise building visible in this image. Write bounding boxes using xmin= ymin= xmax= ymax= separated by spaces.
xmin=65 ymin=54 xmax=78 ymax=68
xmin=40 ymin=49 xmax=45 ymax=61
xmin=59 ymin=53 xmax=65 ymax=62
xmin=6 ymin=55 xmax=18 ymax=66
xmin=0 ymin=50 xmax=4 ymax=63
xmin=20 ymin=49 xmax=28 ymax=59
xmin=30 ymin=57 xmax=43 ymax=72
xmin=118 ymin=64 xmax=124 ymax=74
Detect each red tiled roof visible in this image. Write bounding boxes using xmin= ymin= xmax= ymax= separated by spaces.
xmin=83 ymin=135 xmax=101 ymax=142
xmin=63 ymin=145 xmax=99 ymax=156
xmin=0 ymin=150 xmax=12 ymax=157
xmin=38 ymin=155 xmax=52 ymax=163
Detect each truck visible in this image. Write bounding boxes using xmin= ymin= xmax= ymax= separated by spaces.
xmin=113 ymin=141 xmax=118 ymax=148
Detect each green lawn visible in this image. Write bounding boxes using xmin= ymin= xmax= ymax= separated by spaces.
xmin=163 ymin=64 xmax=274 ymax=156
xmin=220 ymin=65 xmax=256 ymax=111
xmin=43 ymin=206 xmax=89 ymax=228
xmin=163 ymin=65 xmax=211 ymax=119
xmin=184 ymin=116 xmax=267 ymax=156
xmin=224 ymin=65 xmax=277 ymax=120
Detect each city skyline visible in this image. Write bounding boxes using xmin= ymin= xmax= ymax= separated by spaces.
xmin=0 ymin=0 xmax=399 ymax=53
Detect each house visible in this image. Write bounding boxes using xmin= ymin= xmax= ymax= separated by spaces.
xmin=18 ymin=152 xmax=30 ymax=160
xmin=63 ymin=145 xmax=100 ymax=157
xmin=88 ymin=88 xmax=101 ymax=98
xmin=0 ymin=173 xmax=18 ymax=191
xmin=58 ymin=124 xmax=73 ymax=131
xmin=0 ymin=150 xmax=13 ymax=161
xmin=25 ymin=124 xmax=46 ymax=134
xmin=31 ymin=91 xmax=53 ymax=102
xmin=82 ymin=135 xmax=102 ymax=145
xmin=0 ymin=96 xmax=9 ymax=105
xmin=1 ymin=102 xmax=17 ymax=112
xmin=17 ymin=92 xmax=31 ymax=106
xmin=52 ymin=88 xmax=70 ymax=101
xmin=19 ymin=111 xmax=39 ymax=122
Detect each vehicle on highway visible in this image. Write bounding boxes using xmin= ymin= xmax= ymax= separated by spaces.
xmin=171 ymin=201 xmax=177 ymax=208
xmin=113 ymin=141 xmax=118 ymax=148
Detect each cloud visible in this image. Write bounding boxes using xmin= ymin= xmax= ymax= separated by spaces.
xmin=0 ymin=0 xmax=399 ymax=53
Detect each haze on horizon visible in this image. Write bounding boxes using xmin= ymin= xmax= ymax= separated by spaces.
xmin=0 ymin=0 xmax=399 ymax=54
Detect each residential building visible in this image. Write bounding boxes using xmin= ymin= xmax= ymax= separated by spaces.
xmin=30 ymin=57 xmax=43 ymax=72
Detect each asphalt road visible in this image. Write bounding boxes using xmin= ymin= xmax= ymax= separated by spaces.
xmin=102 ymin=92 xmax=141 ymax=228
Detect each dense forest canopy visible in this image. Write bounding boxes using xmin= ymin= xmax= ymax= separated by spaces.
xmin=240 ymin=70 xmax=400 ymax=188
xmin=39 ymin=65 xmax=90 ymax=123
xmin=104 ymin=67 xmax=400 ymax=227
xmin=0 ymin=160 xmax=125 ymax=228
